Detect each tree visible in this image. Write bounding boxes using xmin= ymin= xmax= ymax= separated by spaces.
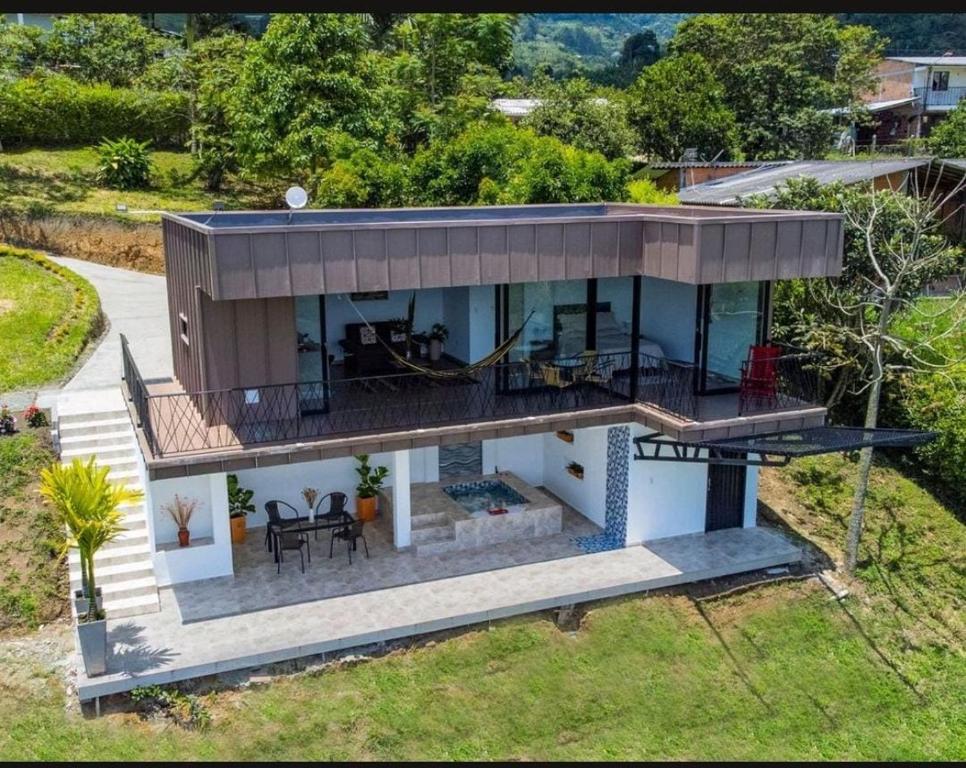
xmin=927 ymin=103 xmax=966 ymax=158
xmin=748 ymin=176 xmax=964 ymax=574
xmin=228 ymin=14 xmax=378 ymax=180
xmin=620 ymin=29 xmax=661 ymax=71
xmin=0 ymin=20 xmax=45 ymax=79
xmin=40 ymin=458 xmax=143 ymax=621
xmin=670 ymin=14 xmax=884 ymax=159
xmin=41 ymin=13 xmax=171 ymax=87
xmin=521 ymin=77 xmax=635 ymax=160
xmin=627 ymin=53 xmax=738 ymax=161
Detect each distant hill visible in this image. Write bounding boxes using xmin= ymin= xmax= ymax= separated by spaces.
xmin=837 ymin=14 xmax=965 ymax=55
xmin=512 ymin=13 xmax=690 ymax=79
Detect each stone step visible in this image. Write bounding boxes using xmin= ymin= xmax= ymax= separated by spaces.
xmin=411 ymin=511 xmax=450 ymax=529
xmin=103 ymin=593 xmax=161 ymax=619
xmin=69 ymin=541 xmax=151 ymax=567
xmin=119 ymin=511 xmax=148 ymax=532
xmin=78 ymin=575 xmax=158 ymax=601
xmin=60 ymin=443 xmax=137 ymax=463
xmin=57 ymin=417 xmax=133 ymax=438
xmin=413 ymin=538 xmax=462 ymax=556
xmin=70 ymin=559 xmax=155 ymax=587
xmin=58 ymin=409 xmax=130 ymax=427
xmin=411 ymin=524 xmax=455 ymax=545
xmin=58 ymin=428 xmax=135 ymax=449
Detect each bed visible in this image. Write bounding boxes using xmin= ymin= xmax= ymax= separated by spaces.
xmin=553 ymin=303 xmax=666 ymax=364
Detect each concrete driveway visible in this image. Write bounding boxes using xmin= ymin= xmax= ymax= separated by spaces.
xmin=29 ymin=258 xmax=171 ymax=408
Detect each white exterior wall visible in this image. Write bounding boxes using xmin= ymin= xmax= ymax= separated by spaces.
xmin=481 ymin=433 xmax=544 ymax=487
xmin=538 ymin=426 xmax=610 ymax=528
xmin=150 ymin=472 xmax=233 ymax=586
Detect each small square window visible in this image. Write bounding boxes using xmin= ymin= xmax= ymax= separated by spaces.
xmin=244 ymin=389 xmax=260 ymax=405
xmin=179 ymin=313 xmax=189 ymax=345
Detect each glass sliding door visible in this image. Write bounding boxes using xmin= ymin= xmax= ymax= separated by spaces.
xmin=504 ymin=279 xmax=588 ymax=363
xmin=697 ymin=281 xmax=768 ymax=392
xmin=295 ymin=295 xmax=329 ymax=413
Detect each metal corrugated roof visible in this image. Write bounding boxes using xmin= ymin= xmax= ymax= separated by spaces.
xmin=886 ymin=56 xmax=966 ymax=67
xmin=678 ymin=159 xmax=932 ymax=205
xmin=825 ymin=96 xmax=920 ymax=115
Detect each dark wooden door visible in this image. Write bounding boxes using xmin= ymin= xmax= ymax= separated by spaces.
xmin=705 ymin=457 xmax=747 ymax=531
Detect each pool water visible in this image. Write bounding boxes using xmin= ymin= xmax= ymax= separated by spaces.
xmin=442 ymin=479 xmax=529 ymax=515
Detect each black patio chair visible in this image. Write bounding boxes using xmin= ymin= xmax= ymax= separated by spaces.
xmin=329 ymin=519 xmax=370 ymax=565
xmin=313 ymin=492 xmax=349 ymax=539
xmin=264 ymin=500 xmax=309 ymax=553
xmin=274 ymin=527 xmax=311 ymax=574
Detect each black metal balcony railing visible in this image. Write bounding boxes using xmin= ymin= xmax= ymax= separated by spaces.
xmin=120 ymin=333 xmax=157 ymax=453
xmin=123 ymin=349 xmax=822 ymax=458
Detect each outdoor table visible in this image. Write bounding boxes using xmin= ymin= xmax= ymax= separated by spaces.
xmin=270 ymin=510 xmax=354 ymax=562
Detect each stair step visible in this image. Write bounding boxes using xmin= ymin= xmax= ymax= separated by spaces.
xmin=103 ymin=593 xmax=161 ymax=619
xmin=58 ymin=430 xmax=137 ymax=451
xmin=414 ymin=538 xmax=462 ymax=556
xmin=70 ymin=559 xmax=155 ymax=587
xmin=411 ymin=525 xmax=455 ymax=545
xmin=69 ymin=542 xmax=151 ymax=566
xmin=81 ymin=575 xmax=158 ymax=600
xmin=57 ymin=409 xmax=130 ymax=427
xmin=61 ymin=444 xmax=137 ymax=462
xmin=57 ymin=417 xmax=133 ymax=437
xmin=412 ymin=512 xmax=450 ymax=528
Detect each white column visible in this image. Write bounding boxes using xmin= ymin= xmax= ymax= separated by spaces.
xmin=209 ymin=472 xmax=235 ymax=575
xmin=743 ymin=461 xmax=760 ymax=529
xmin=391 ymin=450 xmax=412 ymax=549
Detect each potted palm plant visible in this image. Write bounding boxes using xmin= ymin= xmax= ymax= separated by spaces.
xmin=354 ymin=453 xmax=389 ymax=522
xmin=227 ymin=474 xmax=254 ymax=544
xmin=428 ymin=323 xmax=449 ymax=362
xmin=163 ymin=495 xmax=198 ymax=547
xmin=40 ymin=457 xmax=142 ymax=677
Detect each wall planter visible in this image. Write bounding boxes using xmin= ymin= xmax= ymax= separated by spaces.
xmin=77 ymin=617 xmax=107 ymax=676
xmin=230 ymin=515 xmax=247 ymax=544
xmin=555 ymin=430 xmax=574 ymax=443
xmin=566 ymin=462 xmax=584 ymax=480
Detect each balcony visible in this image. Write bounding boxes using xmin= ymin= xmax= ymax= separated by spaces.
xmin=123 ymin=341 xmax=826 ymax=462
xmin=913 ymin=86 xmax=966 ymax=108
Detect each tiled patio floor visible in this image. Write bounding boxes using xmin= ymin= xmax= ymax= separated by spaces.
xmin=74 ymin=526 xmax=802 ymax=701
xmin=171 ymin=505 xmax=601 ymax=623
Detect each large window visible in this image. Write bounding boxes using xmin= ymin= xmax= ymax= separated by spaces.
xmin=504 ymin=279 xmax=588 ymax=362
xmin=697 ymin=282 xmax=769 ymax=392
xmin=295 ymin=295 xmax=327 ymax=412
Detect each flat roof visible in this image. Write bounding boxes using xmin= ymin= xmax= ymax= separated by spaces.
xmin=168 ymin=202 xmax=840 ymax=234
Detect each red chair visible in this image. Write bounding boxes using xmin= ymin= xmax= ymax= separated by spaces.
xmin=739 ymin=344 xmax=782 ymax=413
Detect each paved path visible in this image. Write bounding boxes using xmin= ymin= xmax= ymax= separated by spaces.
xmin=4 ymin=257 xmax=171 ymax=409
xmin=74 ymin=527 xmax=802 ymax=700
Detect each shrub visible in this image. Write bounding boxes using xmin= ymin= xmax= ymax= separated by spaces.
xmin=22 ymin=405 xmax=48 ymax=428
xmin=130 ymin=684 xmax=211 ymax=730
xmin=0 ymin=405 xmax=16 ymax=435
xmin=0 ymin=73 xmax=189 ymax=148
xmin=96 ymin=137 xmax=152 ymax=190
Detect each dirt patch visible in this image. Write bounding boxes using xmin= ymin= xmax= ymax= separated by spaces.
xmin=0 ymin=298 xmax=14 ymax=315
xmin=0 ymin=214 xmax=163 ymax=274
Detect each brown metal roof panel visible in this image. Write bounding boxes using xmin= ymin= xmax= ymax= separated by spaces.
xmin=213 ymin=234 xmax=257 ymax=300
xmin=286 ymin=231 xmax=326 ymax=295
xmin=723 ymin=223 xmax=752 ymax=282
xmin=449 ymin=226 xmax=482 ymax=286
xmin=618 ymin=221 xmax=643 ymax=276
xmin=386 ymin=228 xmax=420 ymax=290
xmin=478 ymin=226 xmax=510 ymax=285
xmin=563 ymin=223 xmax=591 ymax=280
xmin=590 ymin=222 xmax=619 ymax=277
xmin=252 ymin=232 xmax=290 ymax=297
xmin=698 ymin=224 xmax=725 ymax=283
xmin=354 ymin=229 xmax=390 ymax=292
xmin=749 ymin=221 xmax=778 ymax=281
xmin=537 ymin=223 xmax=566 ymax=281
xmin=800 ymin=220 xmax=830 ymax=278
xmin=321 ymin=230 xmax=357 ymax=293
xmin=775 ymin=220 xmax=805 ymax=280
xmin=418 ymin=227 xmax=450 ymax=288
xmin=508 ymin=225 xmax=538 ymax=283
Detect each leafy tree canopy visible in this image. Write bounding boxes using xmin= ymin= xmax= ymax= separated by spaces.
xmin=627 ymin=53 xmax=738 ymax=161
xmin=521 ymin=77 xmax=635 ymax=160
xmin=671 ymin=14 xmax=884 ymax=159
xmin=927 ymin=103 xmax=966 ymax=158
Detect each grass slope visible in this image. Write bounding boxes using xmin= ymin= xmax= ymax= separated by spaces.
xmin=0 ymin=246 xmax=101 ymax=391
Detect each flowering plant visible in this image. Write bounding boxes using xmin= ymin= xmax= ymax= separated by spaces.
xmin=23 ymin=405 xmax=48 ymax=428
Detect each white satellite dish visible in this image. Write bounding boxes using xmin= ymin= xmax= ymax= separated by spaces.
xmin=284 ymin=185 xmax=308 ymax=209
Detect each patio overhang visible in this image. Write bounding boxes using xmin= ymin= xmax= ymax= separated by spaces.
xmin=633 ymin=426 xmax=938 ymax=467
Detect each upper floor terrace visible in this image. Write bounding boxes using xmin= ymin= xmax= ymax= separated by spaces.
xmin=129 ymin=203 xmax=841 ymax=477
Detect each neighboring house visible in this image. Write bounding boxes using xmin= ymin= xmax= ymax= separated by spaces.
xmin=835 ymin=54 xmax=966 ymax=147
xmin=2 ymin=13 xmax=57 ymax=28
xmin=637 ymin=161 xmax=793 ymax=193
xmin=489 ymin=97 xmax=609 ymax=121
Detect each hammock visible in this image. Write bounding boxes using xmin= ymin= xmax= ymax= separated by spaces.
xmin=345 ymin=295 xmax=534 ymax=380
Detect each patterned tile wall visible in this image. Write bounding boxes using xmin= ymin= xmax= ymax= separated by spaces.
xmin=573 ymin=425 xmax=629 ymax=554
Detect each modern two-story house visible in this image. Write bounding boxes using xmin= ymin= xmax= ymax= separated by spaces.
xmin=66 ymin=201 xmax=934 ymax=700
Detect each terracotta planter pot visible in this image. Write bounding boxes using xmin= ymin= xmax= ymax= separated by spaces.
xmin=230 ymin=515 xmax=247 ymax=544
xmin=177 ymin=528 xmax=190 ymax=547
xmin=356 ymin=495 xmax=378 ymax=522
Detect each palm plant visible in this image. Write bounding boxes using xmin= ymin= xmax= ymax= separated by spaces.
xmin=40 ymin=458 xmax=143 ymax=622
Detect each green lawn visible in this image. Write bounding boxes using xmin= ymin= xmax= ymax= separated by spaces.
xmin=0 ymin=428 xmax=65 ymax=631
xmin=0 ymin=455 xmax=960 ymax=760
xmin=0 ymin=247 xmax=101 ymax=391
xmin=0 ymin=146 xmax=264 ymax=222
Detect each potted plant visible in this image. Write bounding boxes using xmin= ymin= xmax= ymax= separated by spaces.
xmin=566 ymin=461 xmax=584 ymax=480
xmin=0 ymin=404 xmax=16 ymax=434
xmin=428 ymin=323 xmax=449 ymax=362
xmin=354 ymin=453 xmax=389 ymax=522
xmin=227 ymin=474 xmax=254 ymax=544
xmin=163 ymin=494 xmax=198 ymax=547
xmin=40 ymin=457 xmax=142 ymax=677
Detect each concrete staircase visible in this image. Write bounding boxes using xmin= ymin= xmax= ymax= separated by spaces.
xmin=410 ymin=509 xmax=458 ymax=556
xmin=55 ymin=390 xmax=160 ymax=619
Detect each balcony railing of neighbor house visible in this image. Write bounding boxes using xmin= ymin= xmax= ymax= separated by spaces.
xmin=913 ymin=86 xmax=966 ymax=108
xmin=125 ymin=350 xmax=822 ymax=458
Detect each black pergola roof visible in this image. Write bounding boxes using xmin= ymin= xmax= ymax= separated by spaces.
xmin=634 ymin=427 xmax=937 ymax=466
